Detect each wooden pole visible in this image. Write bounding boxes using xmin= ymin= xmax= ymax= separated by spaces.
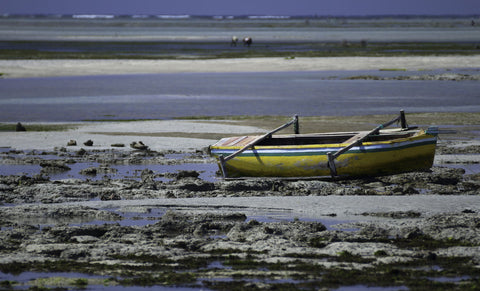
xmin=400 ymin=109 xmax=407 ymax=129
xmin=327 ymin=152 xmax=337 ymax=177
xmin=294 ymin=114 xmax=299 ymax=134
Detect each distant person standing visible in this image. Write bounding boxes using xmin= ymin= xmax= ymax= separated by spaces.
xmin=243 ymin=37 xmax=252 ymax=47
xmin=231 ymin=36 xmax=238 ymax=47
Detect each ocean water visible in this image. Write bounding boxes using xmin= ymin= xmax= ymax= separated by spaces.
xmin=0 ymin=70 xmax=479 ymax=122
xmin=0 ymin=14 xmax=479 ymax=42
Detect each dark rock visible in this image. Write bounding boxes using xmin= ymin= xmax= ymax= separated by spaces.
xmin=83 ymin=140 xmax=93 ymax=146
xmin=67 ymin=140 xmax=77 ymax=146
xmin=15 ymin=122 xmax=26 ymax=132
xmin=76 ymin=148 xmax=87 ymax=156
xmin=100 ymin=192 xmax=121 ymax=201
xmin=140 ymin=169 xmax=155 ymax=182
xmin=176 ymin=170 xmax=200 ymax=180
xmin=130 ymin=141 xmax=148 ymax=150
xmin=222 ymin=180 xmax=278 ymax=192
xmin=49 ymin=224 xmax=111 ymax=242
xmin=426 ymin=252 xmax=437 ymax=261
xmin=140 ymin=169 xmax=158 ymax=190
xmin=80 ymin=166 xmax=117 ymax=176
xmin=359 ymin=225 xmax=390 ymax=239
xmin=429 ymin=170 xmax=464 ymax=185
xmin=39 ymin=161 xmax=71 ymax=173
xmin=466 ymin=173 xmax=480 ymax=181
xmin=404 ymin=227 xmax=424 ymax=239
xmin=79 ymin=167 xmax=97 ymax=176
xmin=61 ymin=248 xmax=89 ymax=259
xmin=361 ymin=211 xmax=422 ymax=219
xmin=178 ymin=180 xmax=215 ymax=191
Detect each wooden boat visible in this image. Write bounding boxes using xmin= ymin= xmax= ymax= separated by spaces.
xmin=209 ymin=111 xmax=438 ymax=178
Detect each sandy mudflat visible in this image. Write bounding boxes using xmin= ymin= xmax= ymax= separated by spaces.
xmin=72 ymin=195 xmax=480 ymax=223
xmin=2 ymin=56 xmax=480 ymax=78
xmin=0 ymin=120 xmax=265 ymax=151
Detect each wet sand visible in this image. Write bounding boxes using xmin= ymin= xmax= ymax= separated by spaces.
xmin=0 ymin=120 xmax=264 ymax=151
xmin=1 ymin=133 xmax=480 ymax=289
xmin=2 ymin=56 xmax=480 ymax=78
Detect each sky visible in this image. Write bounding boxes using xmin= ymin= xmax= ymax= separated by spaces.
xmin=1 ymin=0 xmax=480 ymax=16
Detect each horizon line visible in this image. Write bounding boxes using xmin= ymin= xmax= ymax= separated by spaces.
xmin=1 ymin=13 xmax=479 ymax=18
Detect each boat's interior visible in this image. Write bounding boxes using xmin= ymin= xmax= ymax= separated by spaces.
xmin=256 ymin=129 xmax=418 ymax=146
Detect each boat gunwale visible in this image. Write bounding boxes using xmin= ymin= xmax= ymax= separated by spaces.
xmin=210 ymin=129 xmax=427 ymax=151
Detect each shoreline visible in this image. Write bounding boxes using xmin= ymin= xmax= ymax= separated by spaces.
xmin=1 ymin=112 xmax=479 ymax=152
xmin=2 ymin=56 xmax=480 ymax=78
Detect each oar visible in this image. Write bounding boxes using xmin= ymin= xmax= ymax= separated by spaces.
xmin=219 ymin=115 xmax=299 ymax=177
xmin=327 ymin=110 xmax=407 ymax=177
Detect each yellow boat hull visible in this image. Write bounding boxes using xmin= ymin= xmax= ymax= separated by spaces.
xmin=210 ymin=129 xmax=437 ymax=178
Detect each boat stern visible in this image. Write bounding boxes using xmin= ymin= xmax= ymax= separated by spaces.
xmin=426 ymin=126 xmax=440 ymax=137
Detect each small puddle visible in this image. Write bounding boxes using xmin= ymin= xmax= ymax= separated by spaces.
xmin=0 ymin=270 xmax=208 ymax=290
xmin=440 ymin=162 xmax=480 ymax=175
xmin=427 ymin=275 xmax=471 ymax=283
xmin=49 ymin=162 xmax=219 ymax=182
xmin=333 ymin=285 xmax=408 ymax=291
xmin=246 ymin=213 xmax=355 ymax=231
xmin=207 ymin=261 xmax=232 ymax=270
xmin=0 ymin=164 xmax=42 ymax=176
xmin=0 ymin=157 xmax=219 ymax=182
xmin=10 ymin=205 xmax=354 ymax=232
xmin=0 ymin=271 xmax=109 ymax=283
xmin=198 ymin=276 xmax=310 ymax=285
xmin=0 ymin=147 xmax=12 ymax=153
